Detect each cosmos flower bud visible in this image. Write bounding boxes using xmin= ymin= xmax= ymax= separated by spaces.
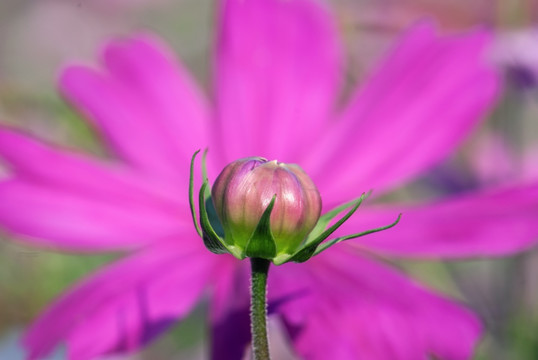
xmin=211 ymin=157 xmax=322 ymax=255
xmin=190 ymin=151 xmax=400 ymax=265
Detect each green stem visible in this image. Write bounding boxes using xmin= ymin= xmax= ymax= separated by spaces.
xmin=250 ymin=257 xmax=271 ymax=360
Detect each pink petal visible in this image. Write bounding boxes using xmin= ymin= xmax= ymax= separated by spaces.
xmin=302 ymin=23 xmax=500 ymax=207
xmin=347 ymin=182 xmax=538 ymax=258
xmin=275 ymin=245 xmax=481 ymax=360
xmin=0 ymin=126 xmax=186 ymax=207
xmin=209 ymin=257 xmax=251 ymax=360
xmin=214 ymin=0 xmax=342 ymax=164
xmin=60 ymin=34 xmax=210 ymax=186
xmin=0 ymin=180 xmax=188 ymax=251
xmin=209 ymin=257 xmax=315 ymax=360
xmin=522 ymin=145 xmax=538 ymax=181
xmin=22 ymin=240 xmax=214 ymax=360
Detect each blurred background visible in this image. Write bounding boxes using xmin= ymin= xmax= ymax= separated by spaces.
xmin=0 ymin=0 xmax=538 ymax=359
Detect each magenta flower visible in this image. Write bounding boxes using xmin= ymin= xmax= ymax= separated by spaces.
xmin=1 ymin=0 xmax=537 ymax=359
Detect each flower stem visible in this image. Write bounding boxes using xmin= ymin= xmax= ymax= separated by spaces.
xmin=250 ymin=257 xmax=271 ymax=360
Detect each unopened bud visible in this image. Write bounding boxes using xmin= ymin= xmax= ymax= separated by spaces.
xmin=190 ymin=151 xmax=400 ymax=265
xmin=211 ymin=157 xmax=322 ymax=255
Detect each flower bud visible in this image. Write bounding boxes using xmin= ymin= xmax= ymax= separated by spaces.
xmin=211 ymin=157 xmax=322 ymax=255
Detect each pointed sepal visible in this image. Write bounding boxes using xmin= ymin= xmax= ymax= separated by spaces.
xmin=189 ymin=149 xmax=203 ymax=237
xmin=314 ymin=213 xmax=402 ymax=256
xmin=245 ymin=195 xmax=278 ymax=260
xmin=305 ymin=193 xmax=369 ymax=241
xmin=199 ymin=181 xmax=229 ymax=254
xmin=286 ymin=193 xmax=367 ymax=263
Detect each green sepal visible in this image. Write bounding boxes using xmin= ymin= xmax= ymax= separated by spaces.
xmin=199 ymin=181 xmax=229 ymax=254
xmin=304 ymin=192 xmax=370 ymax=246
xmin=314 ymin=213 xmax=402 ymax=255
xmin=287 ymin=193 xmax=367 ymax=263
xmin=201 ymin=148 xmax=209 ymax=184
xmin=189 ymin=150 xmax=203 ymax=237
xmin=204 ymin=197 xmax=225 ymax=238
xmin=245 ymin=195 xmax=278 ymax=260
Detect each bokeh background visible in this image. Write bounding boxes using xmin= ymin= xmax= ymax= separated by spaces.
xmin=1 ymin=0 xmax=538 ymax=359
